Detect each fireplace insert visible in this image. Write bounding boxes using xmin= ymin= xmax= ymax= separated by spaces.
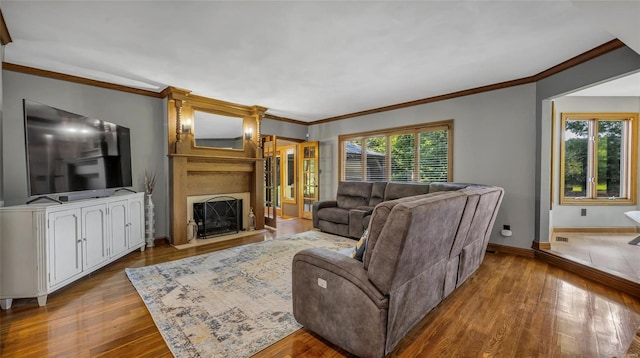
xmin=193 ymin=196 xmax=243 ymax=238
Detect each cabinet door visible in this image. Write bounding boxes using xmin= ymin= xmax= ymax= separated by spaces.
xmin=48 ymin=209 xmax=82 ymax=288
xmin=128 ymin=197 xmax=144 ymax=248
xmin=108 ymin=200 xmax=128 ymax=258
xmin=82 ymin=204 xmax=108 ymax=271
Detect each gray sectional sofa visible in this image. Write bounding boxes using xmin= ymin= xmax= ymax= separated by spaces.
xmin=295 ymin=181 xmax=504 ymax=357
xmin=313 ymin=181 xmax=469 ymax=239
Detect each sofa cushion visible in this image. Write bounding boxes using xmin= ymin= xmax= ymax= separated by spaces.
xmin=369 ymin=181 xmax=387 ymax=206
xmin=317 ymin=207 xmax=350 ymax=225
xmin=428 ymin=182 xmax=468 ymax=192
xmin=367 ymin=192 xmax=467 ymax=295
xmin=318 ymin=220 xmax=350 ymax=238
xmin=336 ymin=181 xmax=373 ymax=209
xmin=384 ymin=182 xmax=430 ymax=201
xmin=363 ymin=192 xmax=446 ymax=270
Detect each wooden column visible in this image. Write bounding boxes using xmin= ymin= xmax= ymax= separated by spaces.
xmin=252 ymin=159 xmax=265 ymax=229
xmin=170 ymin=156 xmax=188 ymax=244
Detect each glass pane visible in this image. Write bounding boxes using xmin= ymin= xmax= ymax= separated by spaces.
xmin=390 ymin=134 xmax=415 ymax=182
xmin=563 ymin=120 xmax=589 ymax=198
xmin=264 ymin=156 xmax=273 ymax=206
xmin=303 ymin=171 xmax=316 ymax=198
xmin=419 ymin=129 xmax=448 ymax=182
xmin=283 ymin=148 xmax=295 ymax=201
xmin=304 ymin=146 xmax=315 ymax=159
xmin=366 ymin=136 xmax=386 ymax=181
xmin=344 ymin=139 xmax=363 ymax=181
xmin=304 ymin=199 xmax=313 ymax=212
xmin=275 ymin=156 xmax=281 ymax=207
xmin=597 ymin=120 xmax=624 ymax=198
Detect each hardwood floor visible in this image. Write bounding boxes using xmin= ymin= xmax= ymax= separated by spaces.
xmin=2 ymin=218 xmax=640 ymax=357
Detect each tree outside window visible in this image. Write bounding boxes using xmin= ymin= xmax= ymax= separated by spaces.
xmin=560 ymin=113 xmax=637 ymax=205
xmin=339 ymin=121 xmax=453 ymax=183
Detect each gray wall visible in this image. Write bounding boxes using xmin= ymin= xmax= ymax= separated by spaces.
xmin=310 ymin=84 xmax=537 ymax=249
xmin=306 ymin=46 xmax=640 ymax=249
xmin=2 ymin=70 xmax=168 ymax=237
xmin=0 ymin=46 xmax=4 ymax=207
xmin=262 ymin=117 xmax=308 ymax=140
xmin=551 ymin=96 xmax=640 ymax=228
xmin=536 ymin=46 xmax=640 ymax=242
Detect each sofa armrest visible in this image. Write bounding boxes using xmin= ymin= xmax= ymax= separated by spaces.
xmin=293 ymin=248 xmax=386 ymax=307
xmin=312 ymin=200 xmax=337 ymax=227
xmin=349 ymin=208 xmax=372 ymax=238
xmin=292 ymin=248 xmax=388 ymax=358
xmin=355 ymin=205 xmax=375 ymax=214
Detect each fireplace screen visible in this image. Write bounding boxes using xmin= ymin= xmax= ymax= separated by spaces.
xmin=193 ymin=196 xmax=243 ymax=238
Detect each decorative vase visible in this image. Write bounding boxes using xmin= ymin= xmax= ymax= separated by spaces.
xmin=145 ymin=193 xmax=155 ymax=247
xmin=248 ymin=207 xmax=256 ymax=231
xmin=187 ymin=218 xmax=198 ymax=242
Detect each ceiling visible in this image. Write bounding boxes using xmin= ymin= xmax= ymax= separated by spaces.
xmin=567 ymin=72 xmax=640 ymax=97
xmin=1 ymin=1 xmax=638 ymax=122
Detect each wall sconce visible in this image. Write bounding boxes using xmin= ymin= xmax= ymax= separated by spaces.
xmin=245 ymin=127 xmax=253 ymax=140
xmin=182 ymin=118 xmax=192 ymax=134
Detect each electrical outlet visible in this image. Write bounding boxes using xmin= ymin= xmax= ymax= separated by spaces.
xmin=581 ymin=208 xmax=587 ymax=216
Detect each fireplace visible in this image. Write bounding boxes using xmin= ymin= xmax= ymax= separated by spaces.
xmin=193 ymin=196 xmax=243 ymax=238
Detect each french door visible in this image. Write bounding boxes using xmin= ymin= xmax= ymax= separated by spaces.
xmin=263 ymin=137 xmax=319 ymax=222
xmin=262 ymin=135 xmax=277 ymax=228
xmin=299 ymin=141 xmax=319 ymax=219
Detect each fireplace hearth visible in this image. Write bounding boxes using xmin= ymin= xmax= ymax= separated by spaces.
xmin=193 ymin=196 xmax=243 ymax=238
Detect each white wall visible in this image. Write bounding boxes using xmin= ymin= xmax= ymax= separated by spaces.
xmin=310 ymin=84 xmax=537 ymax=249
xmin=551 ymin=96 xmax=640 ymax=228
xmin=2 ymin=70 xmax=169 ymax=237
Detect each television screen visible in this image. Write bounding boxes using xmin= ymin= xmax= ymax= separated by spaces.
xmin=23 ymin=99 xmax=133 ymax=197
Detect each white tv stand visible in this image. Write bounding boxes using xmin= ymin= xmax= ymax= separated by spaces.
xmin=0 ymin=192 xmax=145 ymax=309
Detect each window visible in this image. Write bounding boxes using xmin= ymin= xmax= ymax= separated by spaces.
xmin=339 ymin=120 xmax=453 ymax=183
xmin=560 ymin=112 xmax=638 ymax=205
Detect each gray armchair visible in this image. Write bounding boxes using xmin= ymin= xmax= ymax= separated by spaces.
xmin=313 ymin=181 xmax=373 ymax=238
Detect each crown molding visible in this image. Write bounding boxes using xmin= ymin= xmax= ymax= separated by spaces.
xmin=1 ymin=38 xmax=626 ymax=125
xmin=532 ymin=39 xmax=625 ymax=81
xmin=263 ymin=113 xmax=308 ymax=126
xmin=2 ymin=62 xmax=165 ymax=98
xmin=311 ymin=76 xmax=536 ymax=125
xmin=309 ymin=39 xmax=626 ymax=125
xmin=0 ymin=10 xmax=12 ymax=45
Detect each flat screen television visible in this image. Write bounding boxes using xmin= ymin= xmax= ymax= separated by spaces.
xmin=23 ymin=99 xmax=132 ymax=198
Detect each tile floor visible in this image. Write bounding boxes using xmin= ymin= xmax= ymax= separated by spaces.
xmin=550 ymin=231 xmax=640 ymax=283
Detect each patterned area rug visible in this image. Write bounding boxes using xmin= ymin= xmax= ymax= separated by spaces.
xmin=125 ymin=231 xmax=355 ymax=358
xmin=629 ymin=327 xmax=640 ymax=356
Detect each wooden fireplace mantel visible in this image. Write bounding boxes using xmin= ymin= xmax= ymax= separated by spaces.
xmin=165 ymin=88 xmax=266 ymax=245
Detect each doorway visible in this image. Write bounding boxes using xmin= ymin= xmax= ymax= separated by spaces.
xmin=262 ymin=136 xmax=319 ymax=228
xmin=545 ymin=72 xmax=640 ymax=285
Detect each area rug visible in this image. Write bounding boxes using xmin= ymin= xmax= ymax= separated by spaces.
xmin=125 ymin=230 xmax=355 ymax=358
xmin=628 ymin=327 xmax=640 ymax=356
